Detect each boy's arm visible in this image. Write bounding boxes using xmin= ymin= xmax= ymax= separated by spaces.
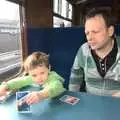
xmin=0 ymin=76 xmax=33 ymax=96
xmin=0 ymin=83 xmax=8 ymax=96
xmin=24 ymin=80 xmax=65 ymax=105
xmin=38 ymin=71 xmax=65 ymax=98
xmin=6 ymin=76 xmax=33 ymax=90
xmin=44 ymin=80 xmax=65 ymax=98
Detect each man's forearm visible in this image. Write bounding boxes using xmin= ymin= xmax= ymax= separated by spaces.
xmin=69 ymin=84 xmax=80 ymax=92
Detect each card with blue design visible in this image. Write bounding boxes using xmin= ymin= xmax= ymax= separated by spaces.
xmin=16 ymin=91 xmax=31 ymax=113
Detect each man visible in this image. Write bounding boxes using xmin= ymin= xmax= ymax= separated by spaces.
xmin=69 ymin=7 xmax=120 ymax=97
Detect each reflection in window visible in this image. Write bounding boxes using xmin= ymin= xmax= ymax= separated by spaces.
xmin=53 ymin=0 xmax=72 ymax=28
xmin=53 ymin=16 xmax=71 ymax=27
xmin=68 ymin=4 xmax=72 ymax=19
xmin=53 ymin=0 xmax=58 ymax=14
xmin=0 ymin=0 xmax=21 ymax=82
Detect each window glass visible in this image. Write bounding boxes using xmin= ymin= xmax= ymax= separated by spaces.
xmin=68 ymin=3 xmax=72 ymax=19
xmin=53 ymin=0 xmax=72 ymax=28
xmin=0 ymin=0 xmax=21 ymax=82
xmin=58 ymin=0 xmax=62 ymax=15
xmin=61 ymin=0 xmax=67 ymax=17
xmin=53 ymin=0 xmax=59 ymax=13
xmin=53 ymin=16 xmax=71 ymax=27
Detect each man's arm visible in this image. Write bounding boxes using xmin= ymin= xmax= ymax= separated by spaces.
xmin=69 ymin=55 xmax=84 ymax=92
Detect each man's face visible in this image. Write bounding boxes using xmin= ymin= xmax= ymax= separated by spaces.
xmin=85 ymin=15 xmax=113 ymax=51
xmin=29 ymin=66 xmax=49 ymax=85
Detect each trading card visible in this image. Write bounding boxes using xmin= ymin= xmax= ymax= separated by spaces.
xmin=16 ymin=91 xmax=31 ymax=113
xmin=59 ymin=95 xmax=80 ymax=105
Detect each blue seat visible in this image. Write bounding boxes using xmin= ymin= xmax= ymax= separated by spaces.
xmin=27 ymin=27 xmax=85 ymax=89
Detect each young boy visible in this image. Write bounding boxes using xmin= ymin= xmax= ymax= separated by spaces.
xmin=0 ymin=51 xmax=65 ymax=105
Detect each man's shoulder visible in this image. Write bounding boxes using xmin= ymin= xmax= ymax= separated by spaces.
xmin=77 ymin=42 xmax=90 ymax=56
xmin=78 ymin=42 xmax=89 ymax=50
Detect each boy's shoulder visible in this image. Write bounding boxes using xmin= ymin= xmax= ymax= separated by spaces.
xmin=48 ymin=71 xmax=59 ymax=78
xmin=48 ymin=71 xmax=64 ymax=82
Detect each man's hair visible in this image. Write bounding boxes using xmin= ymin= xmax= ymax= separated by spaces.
xmin=84 ymin=7 xmax=117 ymax=28
xmin=24 ymin=51 xmax=49 ymax=73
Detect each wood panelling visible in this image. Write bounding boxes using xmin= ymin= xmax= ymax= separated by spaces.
xmin=25 ymin=0 xmax=53 ymax=28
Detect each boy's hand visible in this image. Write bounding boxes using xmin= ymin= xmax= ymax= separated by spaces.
xmin=0 ymin=84 xmax=8 ymax=97
xmin=112 ymin=92 xmax=120 ymax=98
xmin=24 ymin=92 xmax=43 ymax=105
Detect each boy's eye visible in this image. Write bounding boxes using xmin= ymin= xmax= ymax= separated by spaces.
xmin=40 ymin=72 xmax=45 ymax=75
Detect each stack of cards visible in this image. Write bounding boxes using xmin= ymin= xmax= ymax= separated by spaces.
xmin=59 ymin=95 xmax=80 ymax=105
xmin=16 ymin=91 xmax=31 ymax=113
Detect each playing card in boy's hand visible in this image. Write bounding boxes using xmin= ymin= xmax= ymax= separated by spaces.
xmin=59 ymin=95 xmax=80 ymax=105
xmin=16 ymin=91 xmax=31 ymax=113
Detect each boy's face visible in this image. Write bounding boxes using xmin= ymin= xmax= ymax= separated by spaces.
xmin=29 ymin=66 xmax=49 ymax=85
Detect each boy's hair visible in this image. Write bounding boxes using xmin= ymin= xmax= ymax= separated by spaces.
xmin=84 ymin=7 xmax=117 ymax=28
xmin=24 ymin=51 xmax=49 ymax=73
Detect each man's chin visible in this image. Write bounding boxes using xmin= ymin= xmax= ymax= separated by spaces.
xmin=38 ymin=82 xmax=44 ymax=85
xmin=90 ymin=45 xmax=101 ymax=50
xmin=90 ymin=46 xmax=97 ymax=50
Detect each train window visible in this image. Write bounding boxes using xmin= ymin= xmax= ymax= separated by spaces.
xmin=53 ymin=0 xmax=72 ymax=27
xmin=67 ymin=3 xmax=72 ymax=19
xmin=53 ymin=0 xmax=62 ymax=15
xmin=53 ymin=16 xmax=72 ymax=27
xmin=0 ymin=0 xmax=21 ymax=82
xmin=61 ymin=0 xmax=72 ymax=19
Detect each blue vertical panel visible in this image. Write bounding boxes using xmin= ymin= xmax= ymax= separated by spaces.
xmin=49 ymin=27 xmax=85 ymax=89
xmin=27 ymin=28 xmax=51 ymax=55
xmin=116 ymin=24 xmax=120 ymax=36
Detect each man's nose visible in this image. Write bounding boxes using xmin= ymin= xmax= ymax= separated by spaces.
xmin=87 ymin=32 xmax=94 ymax=41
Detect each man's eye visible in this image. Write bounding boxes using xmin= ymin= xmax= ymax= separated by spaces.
xmin=93 ymin=31 xmax=100 ymax=33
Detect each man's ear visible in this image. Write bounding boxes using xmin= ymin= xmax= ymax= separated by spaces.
xmin=108 ymin=26 xmax=114 ymax=37
xmin=49 ymin=65 xmax=51 ymax=71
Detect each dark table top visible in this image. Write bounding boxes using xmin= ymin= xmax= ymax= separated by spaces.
xmin=1 ymin=86 xmax=120 ymax=120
